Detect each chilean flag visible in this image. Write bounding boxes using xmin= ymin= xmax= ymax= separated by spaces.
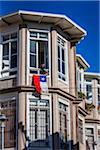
xmin=33 ymin=75 xmax=48 ymax=94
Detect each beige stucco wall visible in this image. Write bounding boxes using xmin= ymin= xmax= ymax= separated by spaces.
xmin=68 ymin=44 xmax=76 ymax=97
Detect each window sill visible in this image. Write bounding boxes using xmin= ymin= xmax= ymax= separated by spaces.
xmin=58 ymin=78 xmax=68 ymax=85
xmin=0 ymin=75 xmax=16 ymax=81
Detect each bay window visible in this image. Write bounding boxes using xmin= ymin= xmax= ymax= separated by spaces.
xmin=1 ymin=32 xmax=17 ymax=77
xmin=29 ymin=31 xmax=49 ymax=74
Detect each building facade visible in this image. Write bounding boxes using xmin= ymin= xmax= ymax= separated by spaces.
xmin=76 ymin=55 xmax=100 ymax=150
xmin=0 ymin=10 xmax=99 ymax=150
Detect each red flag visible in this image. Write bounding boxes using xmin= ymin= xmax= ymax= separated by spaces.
xmin=33 ymin=75 xmax=41 ymax=94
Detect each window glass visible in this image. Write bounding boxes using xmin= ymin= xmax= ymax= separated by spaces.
xmin=98 ymin=87 xmax=100 ymax=113
xmin=58 ymin=59 xmax=60 ymax=72
xmin=11 ymin=41 xmax=17 ymax=54
xmin=30 ymin=55 xmax=36 ymax=67
xmin=30 ymin=31 xmax=37 ymax=38
xmin=3 ymin=43 xmax=9 ymax=56
xmin=62 ymin=62 xmax=65 ymax=74
xmin=11 ymin=55 xmax=17 ymax=68
xmin=2 ymin=35 xmax=9 ymax=41
xmin=11 ymin=33 xmax=17 ymax=39
xmin=38 ymin=41 xmax=48 ymax=68
xmin=39 ymin=33 xmax=48 ymax=39
xmin=58 ymin=45 xmax=60 ymax=58
xmin=62 ymin=48 xmax=64 ymax=61
xmin=30 ymin=40 xmax=36 ymax=53
xmin=86 ymin=84 xmax=92 ymax=101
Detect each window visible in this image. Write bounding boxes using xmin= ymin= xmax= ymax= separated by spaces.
xmin=86 ymin=84 xmax=92 ymax=102
xmin=57 ymin=36 xmax=67 ymax=81
xmin=78 ymin=119 xmax=83 ymax=143
xmin=0 ymin=100 xmax=16 ymax=148
xmin=29 ymin=31 xmax=49 ymax=74
xmin=59 ymin=102 xmax=68 ymax=149
xmin=29 ymin=99 xmax=50 ymax=147
xmin=85 ymin=128 xmax=94 ymax=150
xmin=77 ymin=69 xmax=82 ymax=92
xmin=98 ymin=129 xmax=100 ymax=147
xmin=98 ymin=87 xmax=100 ymax=113
xmin=1 ymin=32 xmax=17 ymax=77
xmin=98 ymin=79 xmax=100 ymax=84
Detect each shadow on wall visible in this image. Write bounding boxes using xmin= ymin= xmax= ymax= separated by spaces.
xmin=24 ymin=132 xmax=80 ymax=150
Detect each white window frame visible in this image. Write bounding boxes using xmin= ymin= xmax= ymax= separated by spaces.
xmin=27 ymin=94 xmax=51 ymax=147
xmin=58 ymin=98 xmax=71 ymax=149
xmin=85 ymin=81 xmax=93 ymax=102
xmin=29 ymin=29 xmax=50 ymax=74
xmin=57 ymin=34 xmax=68 ymax=83
xmin=0 ymin=95 xmax=18 ymax=148
xmin=97 ymin=85 xmax=100 ymax=113
xmin=85 ymin=125 xmax=95 ymax=150
xmin=97 ymin=126 xmax=100 ymax=147
xmin=0 ymin=31 xmax=18 ymax=78
xmin=77 ymin=67 xmax=84 ymax=92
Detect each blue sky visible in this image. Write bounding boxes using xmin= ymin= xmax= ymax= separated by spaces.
xmin=0 ymin=1 xmax=99 ymax=72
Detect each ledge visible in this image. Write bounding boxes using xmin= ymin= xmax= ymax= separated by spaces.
xmin=78 ymin=106 xmax=89 ymax=117
xmin=85 ymin=119 xmax=100 ymax=124
xmin=49 ymin=87 xmax=76 ymax=101
xmin=0 ymin=86 xmax=76 ymax=101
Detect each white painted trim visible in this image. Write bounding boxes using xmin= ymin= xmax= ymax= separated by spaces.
xmin=27 ymin=29 xmax=30 ymax=85
xmin=26 ymin=93 xmax=30 ymax=138
xmin=57 ymin=33 xmax=69 ymax=84
xmin=0 ymin=33 xmax=3 ymax=78
xmin=76 ymin=54 xmax=90 ymax=68
xmin=84 ymin=72 xmax=100 ymax=78
xmin=17 ymin=10 xmax=86 ymax=34
xmin=26 ymin=93 xmax=52 ymax=147
xmin=29 ymin=29 xmax=50 ymax=33
xmin=0 ymin=30 xmax=18 ymax=78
